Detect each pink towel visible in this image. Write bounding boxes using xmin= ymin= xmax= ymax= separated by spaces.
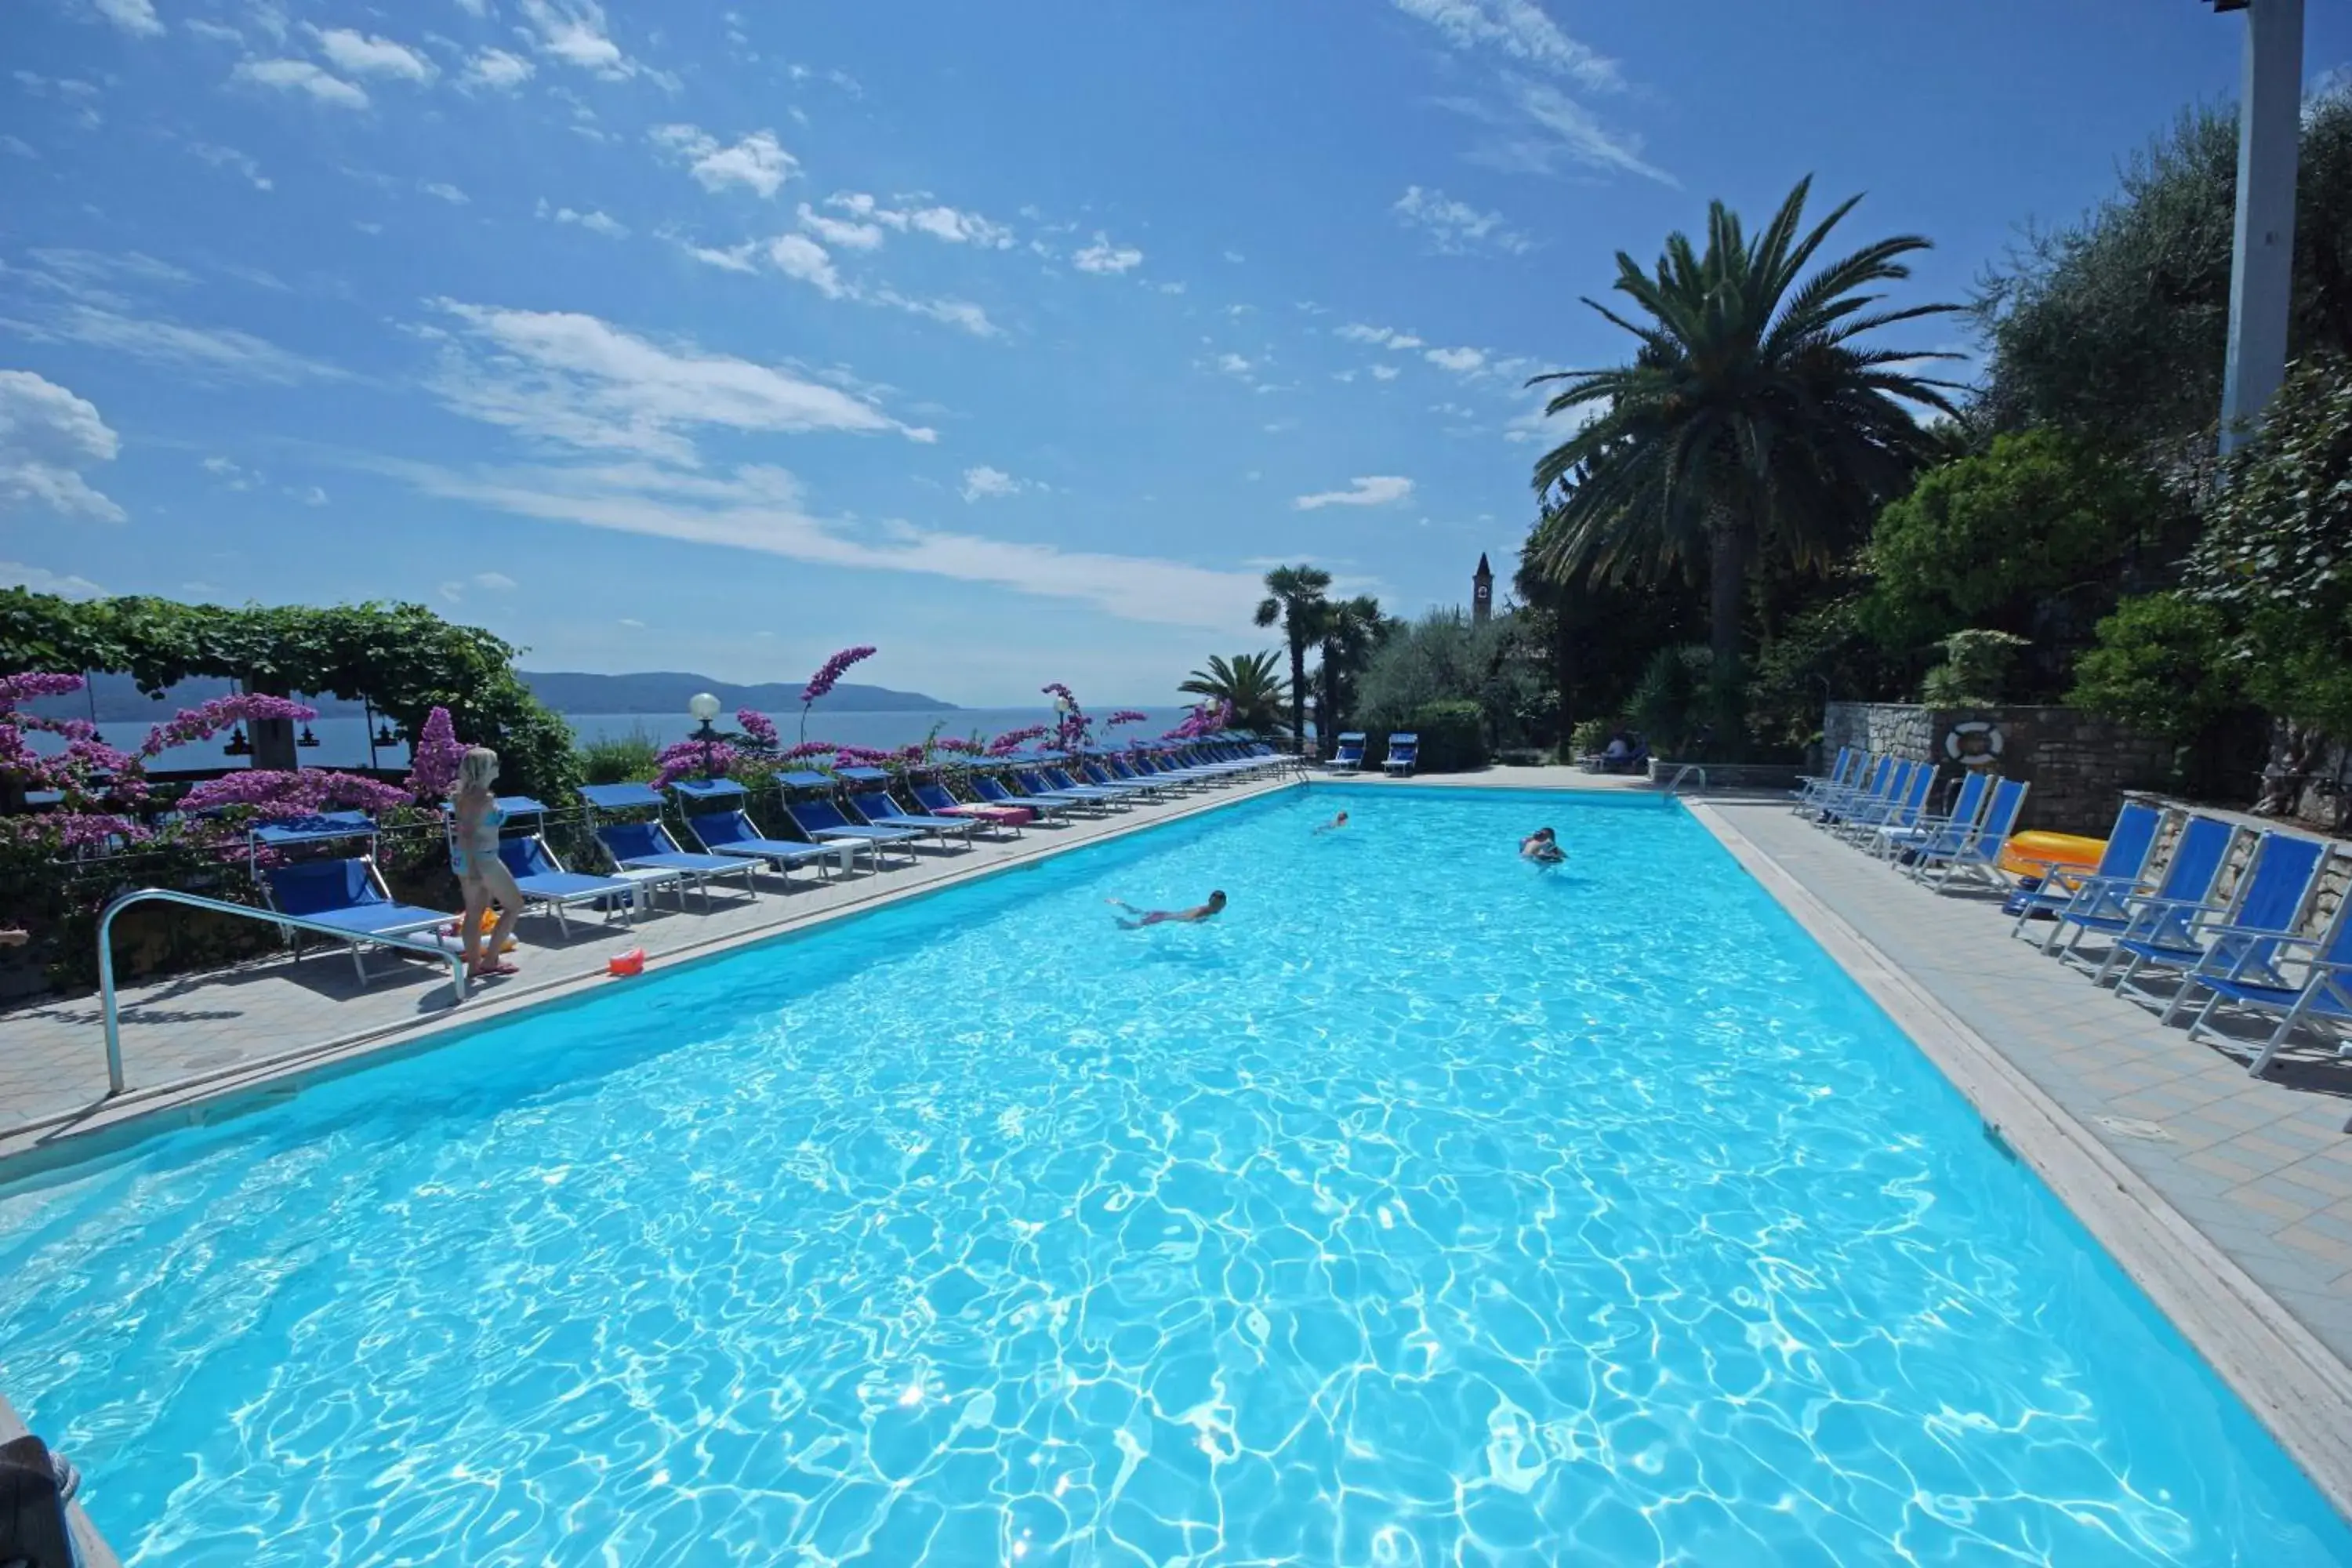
xmin=942 ymin=803 xmax=1033 ymax=826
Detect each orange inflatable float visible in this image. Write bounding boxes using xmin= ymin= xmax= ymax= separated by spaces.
xmin=1998 ymin=831 xmax=2107 ymax=880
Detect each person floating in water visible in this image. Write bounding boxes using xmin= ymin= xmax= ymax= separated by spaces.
xmin=1108 ymin=891 xmax=1227 ymax=928
xmin=1314 ymin=810 xmax=1348 ymax=834
xmin=1520 ymin=827 xmax=1565 ymax=865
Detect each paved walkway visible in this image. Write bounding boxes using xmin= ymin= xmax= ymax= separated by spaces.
xmin=1696 ymin=796 xmax=2352 ymax=1367
xmin=0 ymin=774 xmax=1298 ymax=1154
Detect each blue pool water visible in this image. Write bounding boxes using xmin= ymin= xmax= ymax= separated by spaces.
xmin=2 ymin=788 xmax=2347 ymax=1565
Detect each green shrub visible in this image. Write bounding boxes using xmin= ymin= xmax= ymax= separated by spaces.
xmin=1570 ymin=718 xmax=1611 ymax=757
xmin=2070 ymin=593 xmax=2240 ymax=739
xmin=578 ymin=726 xmax=660 ymax=784
xmin=1628 ymin=645 xmax=1712 ymax=752
xmin=1920 ymin=629 xmax=2032 ymax=706
xmin=1403 ymin=700 xmax=1486 ymax=772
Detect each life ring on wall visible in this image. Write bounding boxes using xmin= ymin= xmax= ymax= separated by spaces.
xmin=1944 ymin=720 xmax=2004 ymax=767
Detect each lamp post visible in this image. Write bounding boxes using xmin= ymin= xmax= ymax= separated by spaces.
xmin=688 ymin=691 xmax=722 ymax=779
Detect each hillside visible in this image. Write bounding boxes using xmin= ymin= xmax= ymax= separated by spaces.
xmin=20 ymin=670 xmax=953 ymax=720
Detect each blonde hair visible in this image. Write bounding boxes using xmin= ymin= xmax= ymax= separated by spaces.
xmin=457 ymin=747 xmax=500 ymax=793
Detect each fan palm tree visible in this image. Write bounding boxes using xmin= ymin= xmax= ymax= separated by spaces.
xmin=1526 ymin=176 xmax=1965 ymax=692
xmin=1312 ymin=594 xmax=1387 ymax=757
xmin=1178 ymin=651 xmax=1290 ymax=736
xmin=1254 ymin=564 xmax=1330 ymax=753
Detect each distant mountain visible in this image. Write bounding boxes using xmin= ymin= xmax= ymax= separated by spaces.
xmin=17 ymin=670 xmax=953 ymax=721
xmin=518 ymin=671 xmax=953 ymax=714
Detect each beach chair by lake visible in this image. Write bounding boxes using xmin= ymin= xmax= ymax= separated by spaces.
xmin=778 ymin=772 xmax=924 ymax=868
xmin=579 ymin=782 xmax=760 ymax=908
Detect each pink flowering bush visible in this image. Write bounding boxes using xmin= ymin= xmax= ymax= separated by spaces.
xmin=652 ymin=736 xmax=742 ymax=792
xmin=179 ymin=770 xmax=416 ymax=818
xmin=1042 ymin=683 xmax=1091 ymax=752
xmin=139 ymin=693 xmax=317 ymax=760
xmin=988 ymin=724 xmax=1047 ymax=756
xmin=800 ymin=645 xmax=878 ymax=742
xmin=1163 ymin=700 xmax=1234 ymax=742
xmin=1106 ymin=710 xmax=1149 ymax=728
xmin=404 ymin=706 xmax=467 ymax=800
xmin=736 ymin=708 xmax=781 ymax=750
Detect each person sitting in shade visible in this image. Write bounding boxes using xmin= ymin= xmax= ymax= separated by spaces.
xmin=1520 ymin=827 xmax=1565 ymax=865
xmin=1107 ymin=891 xmax=1227 ymax=929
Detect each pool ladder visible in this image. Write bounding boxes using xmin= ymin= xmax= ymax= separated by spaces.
xmin=1663 ymin=764 xmax=1708 ymax=801
xmin=96 ymin=887 xmax=468 ymax=1098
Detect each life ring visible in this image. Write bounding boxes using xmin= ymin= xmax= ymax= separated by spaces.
xmin=1944 ymin=720 xmax=2004 ymax=766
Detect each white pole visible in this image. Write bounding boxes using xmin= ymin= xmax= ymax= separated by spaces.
xmin=2220 ymin=0 xmax=2305 ymax=455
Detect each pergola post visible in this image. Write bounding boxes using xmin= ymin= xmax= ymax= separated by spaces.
xmin=2217 ymin=0 xmax=2305 ymax=455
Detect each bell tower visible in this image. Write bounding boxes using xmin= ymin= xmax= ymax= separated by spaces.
xmin=1472 ymin=553 xmax=1494 ymax=624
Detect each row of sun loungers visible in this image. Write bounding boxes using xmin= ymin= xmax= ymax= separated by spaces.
xmin=1325 ymin=732 xmax=1417 ymax=775
xmin=1795 ymin=747 xmax=2352 ymax=1078
xmin=249 ymin=742 xmax=1293 ymax=984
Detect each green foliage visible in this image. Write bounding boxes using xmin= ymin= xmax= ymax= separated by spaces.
xmin=1526 ymin=176 xmax=1962 ymax=682
xmin=1403 ymin=701 xmax=1486 ymax=773
xmin=1861 ymin=430 xmax=2185 ymax=673
xmin=1253 ymin=564 xmax=1331 ymax=749
xmin=1627 ymin=645 xmax=1714 ymax=753
xmin=1570 ymin=717 xmax=1612 ymax=757
xmin=1312 ymin=594 xmax=1388 ymax=754
xmin=1746 ymin=590 xmax=1911 ymax=750
xmin=2187 ymin=358 xmax=2352 ymax=735
xmin=1920 ymin=630 xmax=2031 ymax=706
xmin=2069 ymin=593 xmax=2240 ymax=740
xmin=1179 ymin=651 xmax=1290 ymax=736
xmin=1973 ymin=87 xmax=2352 ymax=461
xmin=577 ymin=726 xmax=661 ymax=785
xmin=1356 ymin=609 xmax=1549 ymax=749
xmin=0 ymin=590 xmax=581 ymax=800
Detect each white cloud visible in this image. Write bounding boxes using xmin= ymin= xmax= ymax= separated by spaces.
xmin=2 ymin=136 xmax=34 ymax=160
xmin=651 ymin=125 xmax=797 ymax=198
xmin=1294 ymin=475 xmax=1414 ymax=510
xmin=1392 ymin=0 xmax=1620 ymax=91
xmin=423 ymin=299 xmax=934 ymax=461
xmin=684 ymin=241 xmax=758 ymax=273
xmin=299 ymin=485 xmax=328 ymax=506
xmin=1425 ymin=345 xmax=1486 ymax=373
xmin=0 ymin=370 xmax=125 ymax=523
xmin=553 ymin=205 xmax=627 ymax=238
xmin=89 ymin=0 xmax=163 ymax=38
xmin=1392 ymin=184 xmax=1532 ymax=255
xmin=826 ymin=192 xmax=910 ymax=231
xmin=519 ymin=0 xmax=633 ymax=78
xmin=765 ymin=234 xmax=844 ymax=298
xmin=437 ymin=568 xmax=517 ymax=604
xmin=0 ymin=561 xmax=105 ymax=597
xmin=874 ymin=292 xmax=1000 ymax=339
xmin=797 ymin=203 xmax=884 ymax=250
xmin=1441 ymin=78 xmax=1675 ymax=186
xmin=959 ymin=465 xmax=1029 ymax=502
xmin=1370 ymin=365 xmax=1401 ymax=381
xmin=201 ymin=455 xmax=261 ymax=490
xmin=422 ymin=181 xmax=470 ymax=205
xmin=472 ymin=570 xmax=516 ymax=590
xmin=1073 ymin=233 xmax=1143 ymax=275
xmin=186 ymin=18 xmax=241 ymax=43
xmin=906 ymin=205 xmax=1014 ymax=249
xmin=187 ymin=141 xmax=271 ymax=189
xmin=4 ymin=303 xmax=341 ymax=383
xmin=1214 ymin=353 xmax=1254 ymax=381
xmin=1508 ymin=391 xmax=1596 ymax=445
xmin=452 ymin=0 xmax=491 ymax=14
xmin=385 ymin=457 xmax=1264 ymax=630
xmin=232 ymin=59 xmax=368 ymax=110
xmin=310 ymin=27 xmax=435 ymax=82
xmin=1223 ymin=249 xmax=1245 ymax=263
xmin=1338 ymin=323 xmax=1424 ymax=350
xmin=460 ymin=48 xmax=534 ymax=91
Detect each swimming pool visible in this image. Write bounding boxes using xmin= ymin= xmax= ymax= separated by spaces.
xmin=2 ymin=786 xmax=2346 ymax=1564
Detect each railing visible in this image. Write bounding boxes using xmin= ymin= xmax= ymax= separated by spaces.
xmin=98 ymin=888 xmax=466 ymax=1098
xmin=1664 ymin=764 xmax=1708 ymax=800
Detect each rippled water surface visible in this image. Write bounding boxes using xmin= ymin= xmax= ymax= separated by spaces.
xmin=4 ymin=787 xmax=2347 ymax=1565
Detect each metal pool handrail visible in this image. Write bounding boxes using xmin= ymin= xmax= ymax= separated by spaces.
xmin=97 ymin=887 xmax=466 ymax=1098
xmin=1664 ymin=764 xmax=1708 ymax=800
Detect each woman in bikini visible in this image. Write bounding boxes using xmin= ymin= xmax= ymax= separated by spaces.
xmin=450 ymin=746 xmax=526 ymax=978
xmin=1520 ymin=827 xmax=1565 ymax=865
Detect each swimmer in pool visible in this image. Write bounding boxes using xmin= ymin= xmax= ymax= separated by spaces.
xmin=1314 ymin=810 xmax=1348 ymax=834
xmin=1520 ymin=827 xmax=1565 ymax=865
xmin=1108 ymin=891 xmax=1227 ymax=929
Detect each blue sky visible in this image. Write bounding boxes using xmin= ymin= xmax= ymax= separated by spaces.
xmin=2 ymin=1 xmax=2344 ymax=706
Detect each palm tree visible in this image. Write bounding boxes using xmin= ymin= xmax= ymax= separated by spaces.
xmin=1179 ymin=651 xmax=1290 ymax=736
xmin=1254 ymin=564 xmax=1330 ymax=753
xmin=1312 ymin=595 xmax=1386 ymax=757
xmin=1526 ymin=176 xmax=1964 ymax=695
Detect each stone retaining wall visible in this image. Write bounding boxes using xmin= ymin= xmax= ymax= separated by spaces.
xmin=1822 ymin=702 xmax=2175 ymax=836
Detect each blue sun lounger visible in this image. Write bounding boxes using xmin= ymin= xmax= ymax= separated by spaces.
xmin=1791 ymin=748 xmax=1859 ymax=814
xmin=578 ymin=782 xmax=760 ymax=907
xmin=2185 ymin=875 xmax=2352 ymax=1076
xmin=779 ymin=772 xmax=922 ymax=867
xmin=1872 ymin=769 xmax=1988 ymax=863
xmin=1382 ymin=733 xmax=1419 ymax=776
xmin=971 ymin=771 xmax=1073 ymax=822
xmin=2008 ymin=799 xmax=2165 ymax=948
xmin=489 ymin=799 xmax=644 ymax=936
xmin=1908 ymin=777 xmax=2030 ymax=890
xmin=2053 ymin=815 xmax=2238 ymax=978
xmin=671 ymin=779 xmax=840 ymax=885
xmin=837 ymin=768 xmax=978 ymax=849
xmin=1040 ymin=762 xmax=1142 ymax=805
xmin=1015 ymin=768 xmax=1120 ymax=811
xmin=2113 ymin=829 xmax=2328 ymax=1021
xmin=263 ymin=857 xmax=454 ymax=984
xmin=1330 ymin=733 xmax=1367 ymax=774
xmin=911 ymin=779 xmax=1022 ymax=839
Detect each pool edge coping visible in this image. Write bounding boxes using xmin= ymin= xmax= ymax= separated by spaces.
xmin=1685 ymin=797 xmax=2352 ymax=1517
xmin=0 ymin=775 xmax=1306 ymax=1178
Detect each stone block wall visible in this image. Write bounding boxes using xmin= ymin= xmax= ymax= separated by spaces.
xmin=1821 ymin=702 xmax=2175 ymax=835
